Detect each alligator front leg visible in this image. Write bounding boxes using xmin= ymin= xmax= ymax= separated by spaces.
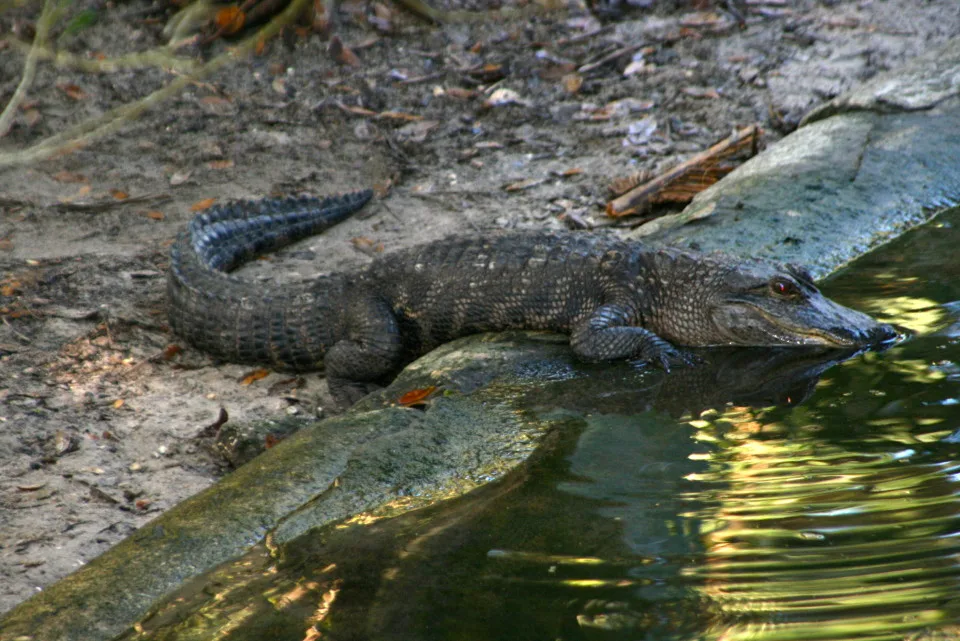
xmin=570 ymin=303 xmax=693 ymax=372
xmin=325 ymin=294 xmax=404 ymax=408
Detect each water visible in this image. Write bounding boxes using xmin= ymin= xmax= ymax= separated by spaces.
xmin=125 ymin=209 xmax=960 ymax=641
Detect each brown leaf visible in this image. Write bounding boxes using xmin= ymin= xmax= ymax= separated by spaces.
xmin=1 ymin=279 xmax=21 ymax=296
xmin=444 ymin=88 xmax=478 ymax=100
xmin=398 ymin=386 xmax=437 ymax=407
xmin=240 ymin=368 xmax=270 ymax=385
xmin=681 ymin=86 xmax=721 ymax=99
xmin=135 ymin=499 xmax=153 ymax=511
xmin=52 ymin=170 xmax=87 ymax=184
xmin=329 ymin=35 xmax=361 ymax=67
xmin=22 ymin=108 xmax=41 ymax=127
xmin=112 ymin=399 xmax=125 ymax=409
xmin=191 ymin=197 xmax=217 ymax=212
xmin=562 ymin=73 xmax=583 ymax=94
xmin=145 ymin=210 xmax=165 ymax=221
xmin=110 ymin=189 xmax=129 ymax=200
xmin=208 ymin=159 xmax=234 ymax=170
xmin=56 ymin=83 xmax=87 ymax=101
xmin=351 ymin=236 xmax=385 ymax=254
xmin=338 ymin=103 xmax=378 ymax=117
xmin=162 ymin=344 xmax=182 ymax=360
xmin=215 ymin=6 xmax=246 ymax=34
xmin=504 ymin=178 xmax=545 ymax=192
xmin=378 ymin=111 xmax=423 ymax=122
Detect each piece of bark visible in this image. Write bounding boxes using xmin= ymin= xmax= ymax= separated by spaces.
xmin=606 ymin=124 xmax=759 ymax=218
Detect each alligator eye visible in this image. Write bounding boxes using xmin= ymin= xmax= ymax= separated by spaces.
xmin=770 ymin=278 xmax=801 ymax=299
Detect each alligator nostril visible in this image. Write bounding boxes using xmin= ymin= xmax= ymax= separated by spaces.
xmin=871 ymin=323 xmax=899 ymax=344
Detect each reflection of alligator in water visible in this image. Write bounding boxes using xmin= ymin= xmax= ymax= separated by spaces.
xmin=516 ymin=344 xmax=866 ymax=418
xmin=104 ymin=345 xmax=876 ymax=641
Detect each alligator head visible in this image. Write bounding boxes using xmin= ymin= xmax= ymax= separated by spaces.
xmin=643 ymin=249 xmax=899 ymax=348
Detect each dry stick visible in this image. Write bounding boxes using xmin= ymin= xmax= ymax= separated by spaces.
xmin=606 ymin=124 xmax=760 ymax=217
xmin=0 ymin=0 xmax=310 ymax=169
xmin=7 ymin=37 xmax=199 ymax=74
xmin=0 ymin=0 xmax=57 ymax=138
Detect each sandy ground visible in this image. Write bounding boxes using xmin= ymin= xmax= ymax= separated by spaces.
xmin=1 ymin=0 xmax=958 ymax=615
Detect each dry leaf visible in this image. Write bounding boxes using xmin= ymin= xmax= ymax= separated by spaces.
xmin=483 ymin=88 xmax=529 ymax=108
xmin=562 ymin=73 xmax=583 ymax=94
xmin=52 ymin=170 xmax=87 ymax=183
xmin=56 ymin=83 xmax=87 ymax=101
xmin=329 ymin=35 xmax=361 ymax=67
xmin=162 ymin=344 xmax=182 ymax=360
xmin=398 ymin=386 xmax=437 ymax=407
xmin=22 ymin=108 xmax=41 ymax=127
xmin=208 ymin=159 xmax=234 ymax=170
xmin=190 ymin=197 xmax=217 ymax=212
xmin=444 ymin=88 xmax=477 ymax=100
xmin=503 ymin=178 xmax=545 ymax=192
xmin=240 ymin=368 xmax=270 ymax=385
xmin=110 ymin=189 xmax=129 ymax=200
xmin=215 ymin=6 xmax=246 ymax=34
xmin=112 ymin=399 xmax=125 ymax=409
xmin=681 ymin=86 xmax=721 ymax=99
xmin=351 ymin=236 xmax=385 ymax=254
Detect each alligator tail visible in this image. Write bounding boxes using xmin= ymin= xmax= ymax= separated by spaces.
xmin=167 ymin=190 xmax=373 ymax=370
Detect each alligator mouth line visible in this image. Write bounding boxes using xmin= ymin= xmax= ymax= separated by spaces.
xmin=749 ymin=306 xmax=857 ymax=347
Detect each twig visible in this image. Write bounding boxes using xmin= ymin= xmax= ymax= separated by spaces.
xmin=0 ymin=0 xmax=57 ymax=138
xmin=606 ymin=125 xmax=760 ymax=217
xmin=578 ymin=43 xmax=643 ymax=74
xmin=0 ymin=0 xmax=311 ymax=169
xmin=6 ymin=38 xmax=199 ymax=74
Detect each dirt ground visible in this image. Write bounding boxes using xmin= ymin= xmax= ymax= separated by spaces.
xmin=1 ymin=0 xmax=958 ymax=616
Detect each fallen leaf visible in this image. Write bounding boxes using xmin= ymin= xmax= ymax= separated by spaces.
xmin=22 ymin=108 xmax=41 ymax=127
xmin=562 ymin=73 xmax=583 ymax=94
xmin=338 ymin=103 xmax=378 ymax=117
xmin=56 ymin=83 xmax=87 ymax=100
xmin=112 ymin=399 xmax=125 ymax=409
xmin=208 ymin=159 xmax=234 ymax=170
xmin=504 ymin=178 xmax=546 ymax=192
xmin=170 ymin=170 xmax=192 ymax=186
xmin=52 ymin=170 xmax=87 ymax=183
xmin=110 ymin=189 xmax=129 ymax=200
xmin=559 ymin=167 xmax=584 ymax=177
xmin=191 ymin=197 xmax=217 ymax=212
xmin=395 ymin=119 xmax=438 ymax=143
xmin=135 ymin=499 xmax=153 ymax=511
xmin=351 ymin=236 xmax=385 ymax=254
xmin=378 ymin=111 xmax=423 ymax=122
xmin=145 ymin=210 xmax=165 ymax=221
xmin=444 ymin=87 xmax=477 ymax=100
xmin=240 ymin=368 xmax=270 ymax=385
xmin=162 ymin=344 xmax=182 ymax=360
xmin=215 ymin=6 xmax=246 ymax=34
xmin=483 ymin=88 xmax=529 ymax=108
xmin=682 ymin=86 xmax=721 ymax=99
xmin=329 ymin=35 xmax=361 ymax=67
xmin=398 ymin=386 xmax=437 ymax=407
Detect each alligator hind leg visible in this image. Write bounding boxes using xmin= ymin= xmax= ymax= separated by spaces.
xmin=325 ymin=294 xmax=404 ymax=409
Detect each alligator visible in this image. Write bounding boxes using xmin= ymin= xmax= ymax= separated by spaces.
xmin=167 ymin=190 xmax=897 ymax=407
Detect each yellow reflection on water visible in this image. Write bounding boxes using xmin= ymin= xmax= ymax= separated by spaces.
xmin=687 ymin=412 xmax=960 ymax=641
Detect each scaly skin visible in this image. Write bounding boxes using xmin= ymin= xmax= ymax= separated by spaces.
xmin=167 ymin=190 xmax=897 ymax=406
